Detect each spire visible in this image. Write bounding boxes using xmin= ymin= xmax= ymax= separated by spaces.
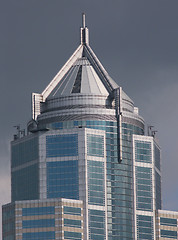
xmin=81 ymin=13 xmax=89 ymax=45
xmin=82 ymin=13 xmax=86 ymax=28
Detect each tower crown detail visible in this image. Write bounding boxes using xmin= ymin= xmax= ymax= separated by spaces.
xmin=81 ymin=13 xmax=89 ymax=45
xmin=31 ymin=14 xmax=123 ymax=120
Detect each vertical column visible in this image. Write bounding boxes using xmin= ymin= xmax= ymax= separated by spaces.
xmin=133 ymin=135 xmax=157 ymax=240
xmin=78 ymin=128 xmax=107 ymax=240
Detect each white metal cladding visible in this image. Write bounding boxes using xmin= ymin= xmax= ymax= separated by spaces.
xmin=42 ymin=45 xmax=83 ymax=99
xmin=47 ymin=58 xmax=109 ymax=97
xmin=41 ymin=95 xmax=111 ymax=112
xmin=37 ymin=92 xmax=144 ymax=129
xmin=78 ymin=128 xmax=107 ymax=240
xmin=55 ymin=65 xmax=79 ymax=96
xmin=81 ymin=64 xmax=91 ymax=93
xmin=133 ymin=135 xmax=157 ymax=240
xmin=41 ymin=92 xmax=138 ymax=118
xmin=32 ymin=93 xmax=43 ymax=120
xmin=38 ymin=108 xmax=115 ymax=121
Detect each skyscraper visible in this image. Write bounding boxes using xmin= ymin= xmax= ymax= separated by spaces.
xmin=2 ymin=14 xmax=167 ymax=240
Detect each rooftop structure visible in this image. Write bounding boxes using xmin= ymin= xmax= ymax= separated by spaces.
xmin=3 ymin=14 xmax=177 ymax=240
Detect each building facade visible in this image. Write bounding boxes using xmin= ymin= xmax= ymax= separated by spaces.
xmin=3 ymin=14 xmax=177 ymax=240
xmin=2 ymin=198 xmax=83 ymax=240
xmin=156 ymin=210 xmax=178 ymax=239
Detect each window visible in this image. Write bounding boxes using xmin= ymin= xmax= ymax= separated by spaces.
xmin=22 ymin=231 xmax=55 ymax=239
xmin=135 ymin=140 xmax=151 ymax=163
xmin=22 ymin=219 xmax=55 ymax=228
xmin=87 ymin=161 xmax=105 ymax=206
xmin=11 ymin=137 xmax=38 ymax=168
xmin=137 ymin=215 xmax=153 ymax=240
xmin=47 ymin=161 xmax=79 ymax=199
xmin=155 ymin=171 xmax=161 ymax=209
xmin=154 ymin=145 xmax=161 ymax=170
xmin=160 ymin=217 xmax=177 ymax=227
xmin=87 ymin=134 xmax=104 ymax=157
xmin=161 ymin=230 xmax=177 ymax=239
xmin=63 ymin=206 xmax=81 ymax=215
xmin=88 ymin=209 xmax=105 ymax=240
xmin=136 ymin=167 xmax=153 ymax=211
xmin=46 ymin=134 xmax=78 ymax=157
xmin=22 ymin=207 xmax=55 ymax=216
xmin=64 ymin=231 xmax=82 ymax=240
xmin=64 ymin=219 xmax=81 ymax=228
xmin=12 ymin=164 xmax=38 ymax=201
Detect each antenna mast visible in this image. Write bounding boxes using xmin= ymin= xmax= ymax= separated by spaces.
xmin=82 ymin=13 xmax=86 ymax=28
xmin=81 ymin=13 xmax=89 ymax=45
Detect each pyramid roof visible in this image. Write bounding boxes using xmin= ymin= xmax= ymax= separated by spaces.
xmin=42 ymin=14 xmax=119 ymax=100
xmin=32 ymin=14 xmax=132 ymax=120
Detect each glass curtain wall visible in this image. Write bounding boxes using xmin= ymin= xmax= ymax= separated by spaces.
xmin=44 ymin=120 xmax=144 ymax=239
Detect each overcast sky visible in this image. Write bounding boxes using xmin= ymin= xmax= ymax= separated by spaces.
xmin=1 ymin=0 xmax=178 ymax=235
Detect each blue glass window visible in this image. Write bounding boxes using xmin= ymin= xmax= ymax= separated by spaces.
xmin=137 ymin=215 xmax=153 ymax=240
xmin=87 ymin=161 xmax=105 ymax=206
xmin=2 ymin=221 xmax=15 ymax=234
xmin=47 ymin=161 xmax=79 ymax=199
xmin=22 ymin=219 xmax=55 ymax=228
xmin=11 ymin=137 xmax=38 ymax=168
xmin=22 ymin=207 xmax=55 ymax=216
xmin=64 ymin=219 xmax=81 ymax=228
xmin=155 ymin=171 xmax=161 ymax=210
xmin=160 ymin=217 xmax=177 ymax=227
xmin=46 ymin=134 xmax=78 ymax=157
xmin=64 ymin=231 xmax=82 ymax=239
xmin=41 ymin=120 xmax=144 ymax=239
xmin=63 ymin=206 xmax=81 ymax=215
xmin=51 ymin=122 xmax=63 ymax=129
xmin=135 ymin=140 xmax=151 ymax=163
xmin=154 ymin=145 xmax=161 ymax=170
xmin=23 ymin=231 xmax=55 ymax=239
xmin=88 ymin=209 xmax=105 ymax=240
xmin=161 ymin=230 xmax=177 ymax=239
xmin=12 ymin=164 xmax=38 ymax=201
xmin=136 ymin=167 xmax=153 ymax=211
xmin=2 ymin=208 xmax=15 ymax=221
xmin=87 ymin=134 xmax=104 ymax=157
xmin=2 ymin=207 xmax=15 ymax=239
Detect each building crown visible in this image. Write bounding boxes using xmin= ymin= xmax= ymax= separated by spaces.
xmin=32 ymin=14 xmax=124 ymax=120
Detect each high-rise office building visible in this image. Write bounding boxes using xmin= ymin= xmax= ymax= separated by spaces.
xmin=3 ymin=14 xmax=176 ymax=240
